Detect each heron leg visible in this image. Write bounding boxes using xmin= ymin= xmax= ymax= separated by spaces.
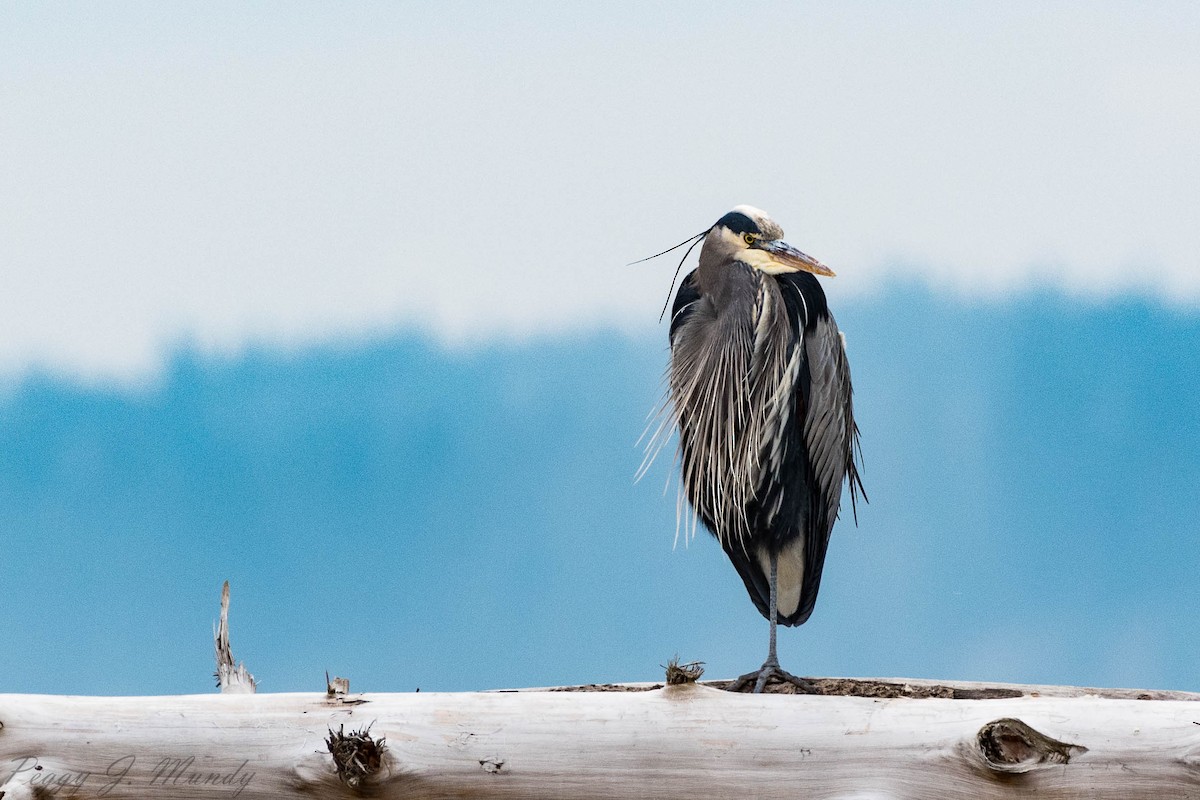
xmin=727 ymin=551 xmax=818 ymax=694
xmin=753 ymin=550 xmax=782 ymax=691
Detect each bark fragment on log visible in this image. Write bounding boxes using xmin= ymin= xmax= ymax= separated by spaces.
xmin=3 ymin=682 xmax=1200 ymax=799
xmin=538 ymin=675 xmax=1200 ymax=701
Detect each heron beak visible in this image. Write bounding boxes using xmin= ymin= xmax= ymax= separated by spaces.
xmin=757 ymin=239 xmax=836 ymax=277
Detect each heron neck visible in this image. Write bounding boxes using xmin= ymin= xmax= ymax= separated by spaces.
xmin=696 ymin=258 xmax=760 ymax=315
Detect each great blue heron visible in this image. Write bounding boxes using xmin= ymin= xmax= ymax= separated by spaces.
xmin=658 ymin=205 xmax=864 ymax=693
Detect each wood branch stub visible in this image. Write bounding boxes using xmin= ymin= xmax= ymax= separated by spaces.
xmin=326 ymin=724 xmax=386 ymax=790
xmin=214 ymin=581 xmax=256 ymax=694
xmin=327 ymin=672 xmax=351 ymax=697
xmin=663 ymin=657 xmax=705 ymax=685
xmin=325 ymin=672 xmax=369 ymax=707
xmin=975 ymin=717 xmax=1088 ymax=774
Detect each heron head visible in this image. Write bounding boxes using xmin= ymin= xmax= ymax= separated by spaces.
xmin=703 ymin=205 xmax=835 ymax=277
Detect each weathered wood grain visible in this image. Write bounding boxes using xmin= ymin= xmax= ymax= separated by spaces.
xmin=3 ymin=680 xmax=1200 ymax=799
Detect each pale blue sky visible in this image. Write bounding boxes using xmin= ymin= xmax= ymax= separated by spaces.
xmin=2 ymin=2 xmax=1198 ymax=379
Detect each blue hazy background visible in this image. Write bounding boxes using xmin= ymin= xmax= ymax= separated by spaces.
xmin=3 ymin=3 xmax=1199 ymax=696
xmin=3 ymin=287 xmax=1198 ymax=695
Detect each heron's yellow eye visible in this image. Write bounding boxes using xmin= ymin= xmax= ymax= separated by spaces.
xmin=743 ymin=233 xmax=756 ymax=245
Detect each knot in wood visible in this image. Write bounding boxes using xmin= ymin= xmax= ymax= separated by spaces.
xmin=326 ymin=723 xmax=386 ymax=789
xmin=976 ymin=717 xmax=1087 ymax=774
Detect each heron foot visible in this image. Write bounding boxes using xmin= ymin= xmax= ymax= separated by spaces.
xmin=726 ymin=662 xmax=817 ymax=694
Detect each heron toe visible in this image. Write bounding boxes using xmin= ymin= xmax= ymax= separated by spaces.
xmin=727 ymin=663 xmax=817 ymax=694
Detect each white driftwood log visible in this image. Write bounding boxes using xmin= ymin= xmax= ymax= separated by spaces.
xmin=3 ymin=679 xmax=1200 ymax=799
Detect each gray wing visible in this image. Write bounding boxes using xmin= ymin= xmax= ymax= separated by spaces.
xmin=769 ymin=263 xmax=867 ymax=617
xmin=793 ymin=312 xmax=864 ymax=622
xmin=804 ymin=314 xmax=863 ymax=530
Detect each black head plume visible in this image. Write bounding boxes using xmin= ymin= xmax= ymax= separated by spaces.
xmin=628 ymin=229 xmax=708 ymax=322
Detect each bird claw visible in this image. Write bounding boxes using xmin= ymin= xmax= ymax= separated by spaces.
xmin=726 ymin=663 xmax=817 ymax=694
